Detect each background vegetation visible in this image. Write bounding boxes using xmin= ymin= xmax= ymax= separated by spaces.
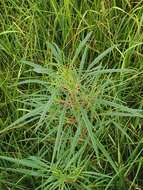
xmin=0 ymin=0 xmax=143 ymax=189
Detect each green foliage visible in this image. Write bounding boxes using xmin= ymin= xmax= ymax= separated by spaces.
xmin=0 ymin=0 xmax=143 ymax=189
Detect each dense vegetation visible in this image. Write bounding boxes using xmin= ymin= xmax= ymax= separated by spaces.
xmin=0 ymin=0 xmax=143 ymax=189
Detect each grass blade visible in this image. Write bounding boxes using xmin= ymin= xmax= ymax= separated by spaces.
xmin=81 ymin=108 xmax=118 ymax=173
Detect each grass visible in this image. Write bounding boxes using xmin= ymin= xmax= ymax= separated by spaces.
xmin=0 ymin=0 xmax=143 ymax=189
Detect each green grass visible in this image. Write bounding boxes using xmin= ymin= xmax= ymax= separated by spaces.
xmin=0 ymin=0 xmax=143 ymax=189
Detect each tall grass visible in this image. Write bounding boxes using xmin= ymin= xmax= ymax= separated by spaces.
xmin=0 ymin=0 xmax=143 ymax=189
